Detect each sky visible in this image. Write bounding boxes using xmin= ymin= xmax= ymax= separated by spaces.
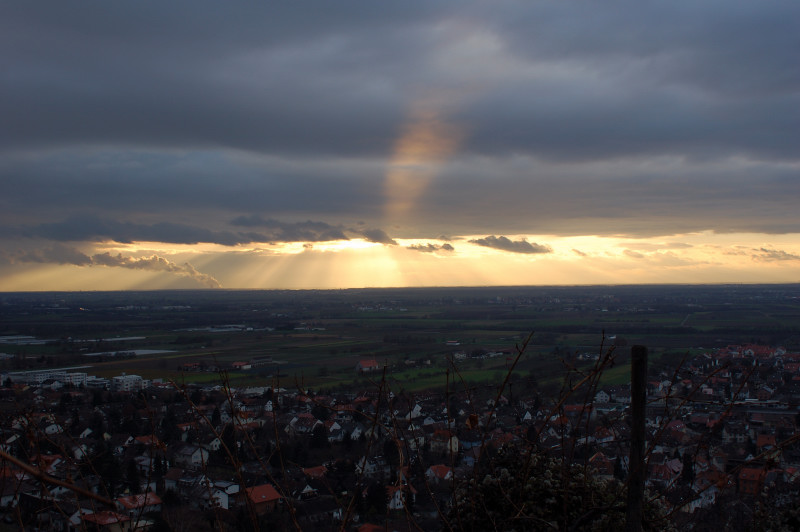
xmin=1 ymin=1 xmax=799 ymax=290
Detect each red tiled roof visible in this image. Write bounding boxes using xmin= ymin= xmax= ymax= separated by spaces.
xmin=117 ymin=492 xmax=162 ymax=510
xmin=739 ymin=467 xmax=766 ymax=481
xmin=427 ymin=464 xmax=452 ymax=479
xmin=82 ymin=511 xmax=130 ymax=525
xmin=135 ymin=434 xmax=163 ymax=446
xmin=303 ymin=465 xmax=327 ymax=479
xmin=246 ymin=484 xmax=282 ymax=503
xmin=757 ymin=434 xmax=777 ymax=448
xmin=358 ymin=524 xmax=386 ymax=532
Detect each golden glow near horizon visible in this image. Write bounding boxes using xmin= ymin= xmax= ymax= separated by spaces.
xmin=2 ymin=231 xmax=800 ymax=291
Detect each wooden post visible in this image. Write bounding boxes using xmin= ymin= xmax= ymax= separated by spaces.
xmin=627 ymin=345 xmax=647 ymax=532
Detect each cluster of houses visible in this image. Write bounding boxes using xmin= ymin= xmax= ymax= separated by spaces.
xmin=1 ymin=343 xmax=800 ymax=529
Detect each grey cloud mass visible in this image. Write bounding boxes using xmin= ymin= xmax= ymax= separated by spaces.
xmin=0 ymin=1 xmax=798 ymax=252
xmin=16 ymin=243 xmax=93 ymax=266
xmin=407 ymin=243 xmax=455 ymax=253
xmin=26 ymin=215 xmax=259 ymax=246
xmin=229 ymin=216 xmax=348 ymax=242
xmin=469 ymin=236 xmax=552 ymax=255
xmin=752 ymin=248 xmax=800 ymax=262
xmin=362 ymin=229 xmax=398 ymax=246
xmin=4 ymin=245 xmax=220 ymax=288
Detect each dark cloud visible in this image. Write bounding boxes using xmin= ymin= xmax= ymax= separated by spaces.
xmin=6 ymin=244 xmax=220 ymax=288
xmin=752 ymin=248 xmax=800 ymax=262
xmin=2 ymin=2 xmax=795 ymax=161
xmin=17 ymin=244 xmax=92 ymax=265
xmin=27 ymin=215 xmax=253 ymax=246
xmin=230 ymin=216 xmax=348 ymax=242
xmin=19 ymin=215 xmax=350 ymax=246
xmin=362 ymin=229 xmax=398 ymax=246
xmin=407 ymin=243 xmax=455 ymax=253
xmin=469 ymin=236 xmax=551 ymax=254
xmin=0 ymin=1 xmax=797 ymax=245
xmin=572 ymin=249 xmax=587 ymax=257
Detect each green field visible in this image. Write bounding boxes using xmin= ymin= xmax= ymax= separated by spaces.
xmin=3 ymin=285 xmax=800 ymax=393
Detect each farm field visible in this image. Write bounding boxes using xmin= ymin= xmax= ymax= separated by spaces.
xmin=1 ymin=284 xmax=799 ymax=393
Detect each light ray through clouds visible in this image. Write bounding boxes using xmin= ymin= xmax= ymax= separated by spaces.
xmin=1 ymin=2 xmax=799 ymax=290
xmin=384 ymin=102 xmax=465 ymax=224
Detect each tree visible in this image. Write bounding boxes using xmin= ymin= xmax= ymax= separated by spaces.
xmin=614 ymin=455 xmax=626 ymax=481
xmin=681 ymin=452 xmax=695 ymax=485
xmin=364 ymin=481 xmax=387 ymax=515
xmin=126 ymin=458 xmax=141 ymax=492
xmin=310 ymin=423 xmax=329 ymax=449
xmin=449 ymin=447 xmax=674 ymax=531
xmin=153 ymin=455 xmax=165 ymax=477
xmin=311 ymin=403 xmax=330 ymax=422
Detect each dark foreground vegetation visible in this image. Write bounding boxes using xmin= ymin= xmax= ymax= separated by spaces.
xmin=1 ymin=285 xmax=800 ymax=530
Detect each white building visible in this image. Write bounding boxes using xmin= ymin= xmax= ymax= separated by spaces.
xmin=111 ymin=374 xmax=149 ymax=392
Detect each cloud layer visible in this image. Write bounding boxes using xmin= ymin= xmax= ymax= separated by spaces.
xmin=0 ymin=2 xmax=798 ymax=288
xmin=470 ymin=236 xmax=552 ymax=254
xmin=6 ymin=245 xmax=221 ymax=288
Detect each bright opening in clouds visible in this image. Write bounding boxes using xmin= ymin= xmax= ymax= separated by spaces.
xmin=1 ymin=1 xmax=799 ymax=290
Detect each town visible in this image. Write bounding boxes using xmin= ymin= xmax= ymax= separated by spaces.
xmin=1 ymin=286 xmax=799 ymax=530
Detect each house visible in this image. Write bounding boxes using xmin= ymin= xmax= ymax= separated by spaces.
xmin=205 ymin=487 xmax=230 ymax=510
xmin=739 ymin=467 xmax=766 ymax=495
xmin=356 ymin=359 xmax=379 ymax=373
xmin=303 ymin=465 xmax=327 ymax=480
xmin=425 ymin=464 xmax=453 ymax=483
xmin=386 ymin=484 xmax=416 ymax=510
xmin=77 ymin=510 xmax=131 ymax=531
xmin=133 ymin=434 xmax=162 ymax=448
xmin=756 ymin=433 xmax=776 ymax=451
xmin=243 ymin=483 xmax=283 ymax=514
xmin=201 ymin=480 xmax=240 ymax=510
xmin=162 ymin=468 xmax=184 ymax=492
xmin=116 ymin=492 xmax=163 ymax=517
xmin=430 ymin=429 xmax=459 ymax=455
xmin=588 ymin=452 xmax=614 ymax=477
xmin=594 ymin=390 xmax=610 ymax=404
xmin=214 ymin=480 xmax=240 ymax=496
xmin=173 ymin=445 xmax=209 ymax=468
xmin=356 ymin=456 xmax=391 ymax=478
xmin=294 ymin=483 xmax=319 ymax=500
xmin=201 ymin=435 xmax=222 ymax=452
xmin=326 ymin=420 xmax=345 ymax=442
xmin=286 ymin=412 xmax=322 ymax=436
